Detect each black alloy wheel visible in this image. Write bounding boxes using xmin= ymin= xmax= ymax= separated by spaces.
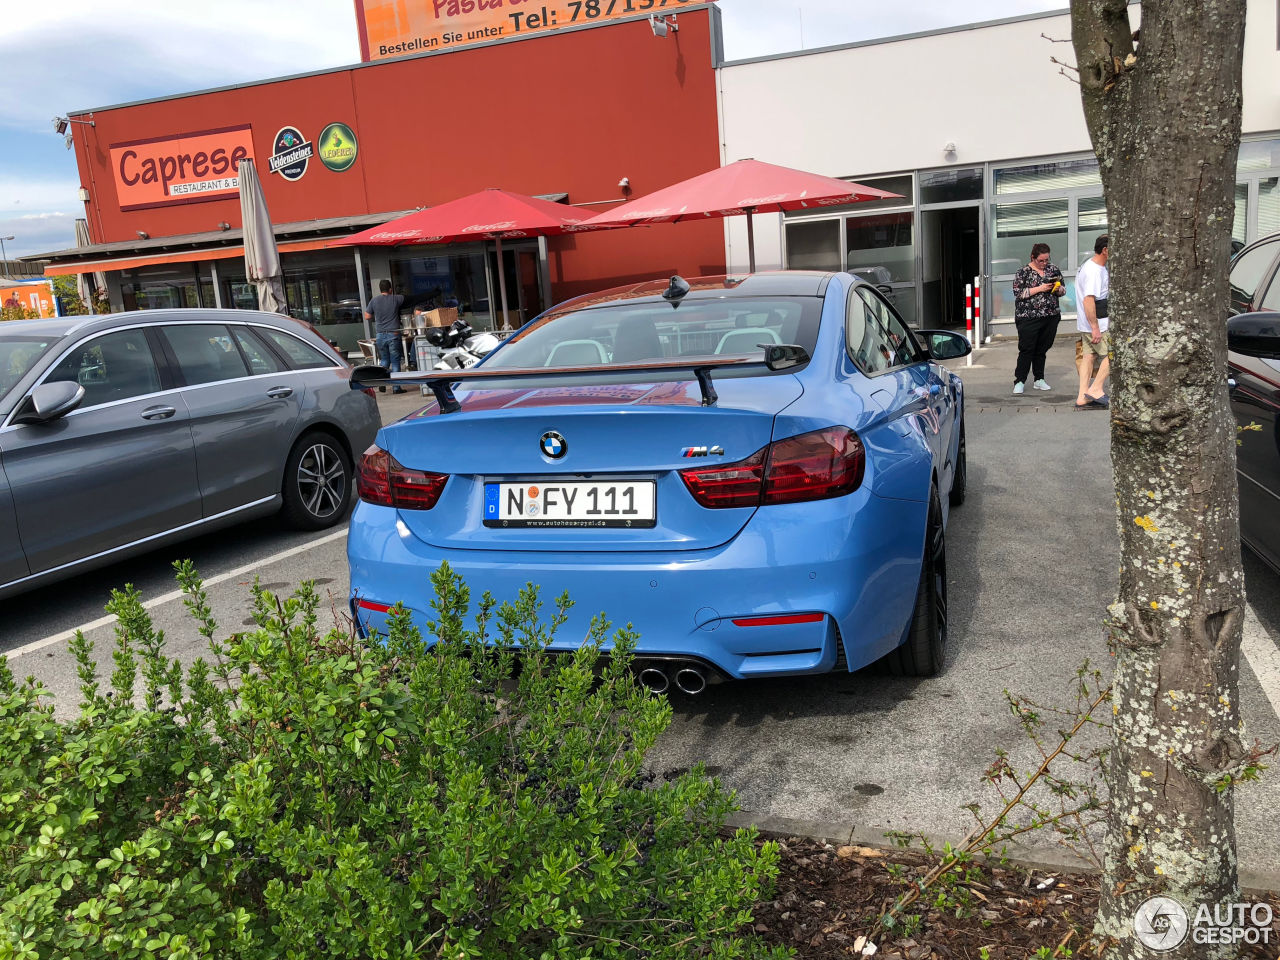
xmin=886 ymin=487 xmax=948 ymax=677
xmin=281 ymin=432 xmax=353 ymax=530
xmin=949 ymin=421 xmax=967 ymax=507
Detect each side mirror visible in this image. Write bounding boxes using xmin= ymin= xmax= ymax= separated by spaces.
xmin=875 ymin=283 xmax=894 ymax=299
xmin=917 ymin=329 xmax=973 ymax=361
xmin=1227 ymin=311 xmax=1280 ymax=360
xmin=12 ymin=381 xmax=85 ymax=425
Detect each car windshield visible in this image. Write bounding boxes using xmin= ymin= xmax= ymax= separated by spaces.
xmin=0 ymin=336 xmax=55 ymax=399
xmin=484 ymin=297 xmax=823 ymax=370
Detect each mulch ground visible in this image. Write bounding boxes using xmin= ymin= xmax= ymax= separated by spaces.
xmin=753 ymin=836 xmax=1280 ymax=959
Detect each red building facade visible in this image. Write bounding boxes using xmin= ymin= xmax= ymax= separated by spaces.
xmin=50 ymin=6 xmax=727 ymax=348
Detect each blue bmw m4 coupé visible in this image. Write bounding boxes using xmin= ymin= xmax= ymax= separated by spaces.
xmin=347 ymin=272 xmax=971 ymax=692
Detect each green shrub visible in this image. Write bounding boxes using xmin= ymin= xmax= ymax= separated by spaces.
xmin=0 ymin=562 xmax=787 ymax=959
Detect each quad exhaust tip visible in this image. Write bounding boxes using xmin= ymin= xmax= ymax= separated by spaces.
xmin=673 ymin=666 xmax=707 ymax=696
xmin=637 ymin=667 xmax=670 ymax=694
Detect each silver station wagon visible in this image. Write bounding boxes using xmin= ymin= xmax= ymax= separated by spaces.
xmin=0 ymin=309 xmax=380 ymax=600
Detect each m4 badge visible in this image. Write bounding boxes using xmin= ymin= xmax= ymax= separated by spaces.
xmin=681 ymin=445 xmax=725 ymax=458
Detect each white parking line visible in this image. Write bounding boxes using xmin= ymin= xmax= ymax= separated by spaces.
xmin=5 ymin=529 xmax=348 ymax=661
xmin=1243 ymin=604 xmax=1280 ymax=720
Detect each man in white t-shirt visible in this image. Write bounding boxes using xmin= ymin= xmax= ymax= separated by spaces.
xmin=1074 ymin=235 xmax=1110 ymax=409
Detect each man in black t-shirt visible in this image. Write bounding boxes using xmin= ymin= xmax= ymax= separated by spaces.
xmin=365 ymin=279 xmax=406 ymax=393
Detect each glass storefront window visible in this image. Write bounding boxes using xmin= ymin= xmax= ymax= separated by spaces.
xmin=390 ymin=249 xmax=491 ymax=329
xmin=1238 ymin=138 xmax=1280 ymax=173
xmin=1077 ymin=196 xmax=1109 ymax=266
xmin=991 ymin=198 xmax=1068 ymax=277
xmin=120 ymin=264 xmax=203 ymax=311
xmin=785 ymin=219 xmax=842 ymax=271
xmin=920 ymin=167 xmax=982 ymax=204
xmin=806 ymin=173 xmax=914 ymax=216
xmin=1234 ymin=182 xmax=1249 ymax=248
xmin=994 ymin=157 xmax=1100 ymax=195
xmin=1258 ymin=177 xmax=1280 ymax=239
xmin=846 ymin=212 xmax=915 ymax=283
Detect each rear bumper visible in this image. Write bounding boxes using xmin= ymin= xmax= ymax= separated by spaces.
xmin=347 ymin=489 xmax=923 ymax=680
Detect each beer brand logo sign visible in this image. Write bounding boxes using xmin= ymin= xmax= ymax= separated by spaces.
xmin=269 ymin=126 xmax=313 ymax=181
xmin=318 ymin=122 xmax=359 ymax=172
xmin=110 ymin=125 xmax=254 ymax=211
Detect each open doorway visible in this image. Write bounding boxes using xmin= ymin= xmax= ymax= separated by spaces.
xmin=920 ymin=207 xmax=979 ymax=328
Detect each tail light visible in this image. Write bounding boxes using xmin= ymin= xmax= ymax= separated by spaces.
xmin=680 ymin=427 xmax=864 ymax=509
xmin=356 ymin=445 xmax=448 ymax=510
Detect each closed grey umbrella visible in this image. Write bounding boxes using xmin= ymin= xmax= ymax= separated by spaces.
xmin=238 ymin=158 xmax=288 ymax=315
xmin=73 ymin=219 xmax=107 ymax=312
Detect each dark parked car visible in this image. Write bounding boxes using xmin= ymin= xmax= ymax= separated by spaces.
xmin=1227 ymin=235 xmax=1280 ymax=571
xmin=0 ymin=309 xmax=380 ymax=600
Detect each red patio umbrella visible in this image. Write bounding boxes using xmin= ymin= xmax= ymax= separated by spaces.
xmin=582 ymin=159 xmax=901 ymax=273
xmin=331 ymin=188 xmax=598 ymax=329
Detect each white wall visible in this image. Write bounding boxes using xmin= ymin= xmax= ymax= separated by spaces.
xmin=718 ymin=2 xmax=1280 ymax=274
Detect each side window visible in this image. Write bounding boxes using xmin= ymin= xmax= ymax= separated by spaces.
xmin=858 ymin=288 xmax=920 ymax=368
xmin=1229 ymin=239 xmax=1280 ymax=313
xmin=1259 ymin=274 xmax=1280 ymax=312
xmin=846 ymin=291 xmax=891 ymax=374
xmin=258 ymin=328 xmax=338 ymax=370
xmin=231 ymin=327 xmax=285 ymax=375
xmin=163 ymin=325 xmax=250 ymax=386
xmin=45 ymin=329 xmax=160 ymax=408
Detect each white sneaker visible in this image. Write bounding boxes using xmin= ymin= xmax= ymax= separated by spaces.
xmin=1012 ymin=381 xmax=1025 ymax=395
xmin=1033 ymin=379 xmax=1051 ymax=391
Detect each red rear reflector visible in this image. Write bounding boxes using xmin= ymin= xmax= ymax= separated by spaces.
xmin=731 ymin=613 xmax=826 ymax=627
xmin=355 ymin=599 xmax=392 ymax=613
xmin=680 ymin=427 xmax=864 ymax=509
xmin=356 ymin=445 xmax=448 ymax=510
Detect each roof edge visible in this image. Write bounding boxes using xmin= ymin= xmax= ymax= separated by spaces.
xmin=720 ymin=6 xmax=1076 ymax=68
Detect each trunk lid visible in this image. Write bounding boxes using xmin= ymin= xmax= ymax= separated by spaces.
xmin=382 ymin=375 xmax=802 ymax=552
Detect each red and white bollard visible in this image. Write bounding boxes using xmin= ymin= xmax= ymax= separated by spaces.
xmin=974 ymin=275 xmax=984 ymax=344
xmin=965 ymin=282 xmax=974 ymax=366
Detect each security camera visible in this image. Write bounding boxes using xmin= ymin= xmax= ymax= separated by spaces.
xmin=53 ymin=117 xmax=68 ymax=135
xmin=618 ymin=177 xmax=630 ymax=189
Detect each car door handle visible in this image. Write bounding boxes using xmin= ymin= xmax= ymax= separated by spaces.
xmin=266 ymin=386 xmax=294 ymax=399
xmin=141 ymin=405 xmax=176 ymax=421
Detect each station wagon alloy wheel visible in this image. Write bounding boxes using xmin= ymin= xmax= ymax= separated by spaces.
xmin=283 ymin=432 xmax=353 ymax=529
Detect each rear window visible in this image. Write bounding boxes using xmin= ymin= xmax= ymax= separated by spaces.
xmin=485 ymin=297 xmax=822 ymax=371
xmin=0 ymin=337 xmax=54 ymax=399
xmin=257 ymin=328 xmax=337 ymax=370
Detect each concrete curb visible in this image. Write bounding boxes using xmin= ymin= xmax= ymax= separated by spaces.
xmin=725 ymin=811 xmax=1280 ymax=897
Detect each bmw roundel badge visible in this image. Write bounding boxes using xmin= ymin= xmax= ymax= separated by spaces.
xmin=539 ymin=431 xmax=567 ymax=459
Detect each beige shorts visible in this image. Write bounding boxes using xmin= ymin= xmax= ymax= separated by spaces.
xmin=1076 ymin=332 xmax=1109 ymax=361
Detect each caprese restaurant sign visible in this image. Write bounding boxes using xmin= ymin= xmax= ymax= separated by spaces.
xmin=110 ymin=125 xmax=254 ymax=211
xmin=356 ymin=0 xmax=704 ymax=61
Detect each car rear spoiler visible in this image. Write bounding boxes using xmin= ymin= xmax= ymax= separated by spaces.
xmin=348 ymin=344 xmax=810 ymax=413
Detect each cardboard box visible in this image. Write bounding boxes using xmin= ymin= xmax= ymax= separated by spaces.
xmin=423 ymin=306 xmax=458 ymax=327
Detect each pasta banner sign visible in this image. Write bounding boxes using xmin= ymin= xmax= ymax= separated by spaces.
xmin=356 ymin=0 xmax=705 ymax=61
xmin=110 ymin=125 xmax=255 ymax=211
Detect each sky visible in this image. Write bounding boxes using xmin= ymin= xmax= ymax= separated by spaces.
xmin=0 ymin=0 xmax=1065 ymax=260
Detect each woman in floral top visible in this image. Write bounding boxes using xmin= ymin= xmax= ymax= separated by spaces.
xmin=1011 ymin=242 xmax=1066 ymax=394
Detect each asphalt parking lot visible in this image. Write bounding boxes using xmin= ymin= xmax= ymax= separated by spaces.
xmin=3 ymin=337 xmax=1278 ymax=879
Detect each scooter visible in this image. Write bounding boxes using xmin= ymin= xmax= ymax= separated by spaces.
xmin=427 ymin=318 xmax=500 ymax=370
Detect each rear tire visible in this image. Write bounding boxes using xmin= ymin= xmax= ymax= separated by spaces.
xmin=948 ymin=421 xmax=967 ymax=507
xmin=886 ymin=487 xmax=947 ymax=677
xmin=280 ymin=431 xmax=353 ymax=530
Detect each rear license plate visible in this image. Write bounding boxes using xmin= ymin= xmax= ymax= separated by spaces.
xmin=484 ymin=481 xmax=656 ymax=528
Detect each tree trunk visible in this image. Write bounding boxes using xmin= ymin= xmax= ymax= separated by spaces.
xmin=1070 ymin=2 xmax=1249 ymax=956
